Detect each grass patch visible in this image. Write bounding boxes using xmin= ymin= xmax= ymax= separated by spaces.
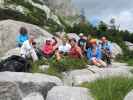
xmin=49 ymin=56 xmax=88 ymax=72
xmin=116 ymin=51 xmax=133 ymax=66
xmin=31 ymin=59 xmax=62 ymax=78
xmin=46 ymin=67 xmax=62 ymax=79
xmin=30 ymin=56 xmax=88 ymax=78
xmin=123 ymin=59 xmax=133 ymax=66
xmin=31 ymin=59 xmax=48 ymax=73
xmin=81 ymin=77 xmax=133 ymax=100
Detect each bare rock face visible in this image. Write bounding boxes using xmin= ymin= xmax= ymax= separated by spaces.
xmin=0 ymin=0 xmax=79 ymax=29
xmin=46 ymin=86 xmax=93 ymax=100
xmin=45 ymin=0 xmax=78 ymax=16
xmin=0 ymin=82 xmax=22 ymax=100
xmin=125 ymin=41 xmax=133 ymax=51
xmin=111 ymin=43 xmax=123 ymax=58
xmin=23 ymin=92 xmax=44 ymax=100
xmin=63 ymin=63 xmax=132 ymax=86
xmin=124 ymin=90 xmax=133 ymax=100
xmin=0 ymin=19 xmax=53 ymax=56
xmin=0 ymin=72 xmax=63 ymax=99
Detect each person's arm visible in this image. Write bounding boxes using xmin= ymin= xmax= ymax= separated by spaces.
xmin=108 ymin=43 xmax=112 ymax=53
xmin=52 ymin=37 xmax=58 ymax=46
xmin=84 ymin=42 xmax=87 ymax=52
xmin=87 ymin=48 xmax=92 ymax=61
xmin=97 ymin=48 xmax=102 ymax=60
xmin=78 ymin=40 xmax=80 ymax=46
xmin=76 ymin=47 xmax=84 ymax=58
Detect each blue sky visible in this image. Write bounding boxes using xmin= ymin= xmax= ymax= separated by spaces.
xmin=72 ymin=0 xmax=133 ymax=31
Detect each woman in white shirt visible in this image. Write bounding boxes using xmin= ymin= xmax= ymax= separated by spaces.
xmin=59 ymin=37 xmax=71 ymax=54
xmin=20 ymin=36 xmax=38 ymax=62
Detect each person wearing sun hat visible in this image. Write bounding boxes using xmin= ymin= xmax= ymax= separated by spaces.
xmin=87 ymin=38 xmax=107 ymax=67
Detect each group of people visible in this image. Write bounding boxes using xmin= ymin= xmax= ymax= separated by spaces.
xmin=17 ymin=27 xmax=112 ymax=67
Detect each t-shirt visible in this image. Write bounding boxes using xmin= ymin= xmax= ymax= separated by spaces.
xmin=59 ymin=43 xmax=71 ymax=53
xmin=78 ymin=39 xmax=86 ymax=47
xmin=42 ymin=44 xmax=54 ymax=55
xmin=16 ymin=34 xmax=28 ymax=45
xmin=20 ymin=40 xmax=33 ymax=56
xmin=100 ymin=41 xmax=112 ymax=53
xmin=69 ymin=46 xmax=81 ymax=59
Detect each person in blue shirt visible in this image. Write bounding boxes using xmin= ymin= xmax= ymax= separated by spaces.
xmin=87 ymin=39 xmax=107 ymax=67
xmin=16 ymin=27 xmax=29 ymax=47
xmin=100 ymin=36 xmax=112 ymax=65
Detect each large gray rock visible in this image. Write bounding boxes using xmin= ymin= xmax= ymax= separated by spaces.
xmin=0 ymin=72 xmax=63 ymax=99
xmin=63 ymin=63 xmax=132 ymax=86
xmin=46 ymin=0 xmax=78 ymax=17
xmin=67 ymin=33 xmax=80 ymax=41
xmin=125 ymin=41 xmax=133 ymax=51
xmin=0 ymin=48 xmax=21 ymax=60
xmin=111 ymin=43 xmax=123 ymax=58
xmin=46 ymin=86 xmax=93 ymax=100
xmin=124 ymin=90 xmax=133 ymax=100
xmin=0 ymin=20 xmax=53 ymax=56
xmin=0 ymin=0 xmax=79 ymax=30
xmin=0 ymin=82 xmax=22 ymax=100
xmin=23 ymin=92 xmax=44 ymax=100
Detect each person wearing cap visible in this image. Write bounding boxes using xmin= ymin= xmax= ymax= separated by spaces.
xmin=41 ymin=37 xmax=58 ymax=58
xmin=16 ymin=27 xmax=29 ymax=47
xmin=78 ymin=33 xmax=87 ymax=55
xmin=87 ymin=39 xmax=107 ymax=67
xmin=100 ymin=36 xmax=112 ymax=65
xmin=20 ymin=35 xmax=38 ymax=62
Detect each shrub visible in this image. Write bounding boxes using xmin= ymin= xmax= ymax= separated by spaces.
xmin=81 ymin=77 xmax=133 ymax=100
xmin=49 ymin=56 xmax=88 ymax=72
xmin=32 ymin=0 xmax=44 ymax=5
xmin=3 ymin=0 xmax=61 ymax=31
xmin=31 ymin=59 xmax=48 ymax=73
xmin=46 ymin=66 xmax=62 ymax=78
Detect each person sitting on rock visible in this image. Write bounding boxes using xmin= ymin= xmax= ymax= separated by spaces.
xmin=78 ymin=33 xmax=87 ymax=55
xmin=16 ymin=27 xmax=29 ymax=47
xmin=42 ymin=37 xmax=58 ymax=59
xmin=20 ymin=35 xmax=38 ymax=62
xmin=87 ymin=39 xmax=107 ymax=67
xmin=69 ymin=38 xmax=83 ymax=59
xmin=58 ymin=37 xmax=71 ymax=55
xmin=100 ymin=36 xmax=112 ymax=65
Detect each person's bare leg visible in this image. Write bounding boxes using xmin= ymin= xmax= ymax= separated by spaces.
xmin=91 ymin=59 xmax=102 ymax=67
xmin=97 ymin=59 xmax=107 ymax=67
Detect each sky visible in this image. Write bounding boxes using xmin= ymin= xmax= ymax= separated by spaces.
xmin=72 ymin=0 xmax=133 ymax=32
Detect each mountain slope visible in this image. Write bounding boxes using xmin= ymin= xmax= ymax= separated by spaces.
xmin=0 ymin=0 xmax=79 ymax=32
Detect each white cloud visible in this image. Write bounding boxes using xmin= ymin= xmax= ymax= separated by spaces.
xmin=101 ymin=10 xmax=133 ymax=31
xmin=72 ymin=0 xmax=133 ymax=31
